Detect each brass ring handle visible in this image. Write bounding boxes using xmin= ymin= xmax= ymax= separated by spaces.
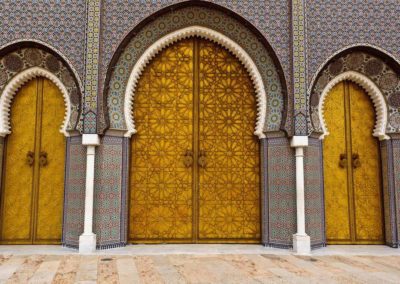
xmin=339 ymin=153 xmax=347 ymax=168
xmin=352 ymin=153 xmax=361 ymax=169
xmin=39 ymin=151 xmax=48 ymax=167
xmin=26 ymin=151 xmax=34 ymax=167
xmin=183 ymin=150 xmax=193 ymax=168
xmin=198 ymin=150 xmax=207 ymax=168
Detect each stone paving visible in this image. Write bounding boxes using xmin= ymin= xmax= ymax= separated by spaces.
xmin=0 ymin=246 xmax=400 ymax=283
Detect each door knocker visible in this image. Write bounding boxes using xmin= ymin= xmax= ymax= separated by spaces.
xmin=352 ymin=153 xmax=361 ymax=169
xmin=198 ymin=150 xmax=207 ymax=168
xmin=26 ymin=151 xmax=34 ymax=167
xmin=339 ymin=153 xmax=347 ymax=168
xmin=39 ymin=151 xmax=48 ymax=167
xmin=183 ymin=150 xmax=193 ymax=168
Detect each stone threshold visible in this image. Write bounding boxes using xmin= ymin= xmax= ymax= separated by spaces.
xmin=0 ymin=244 xmax=398 ymax=256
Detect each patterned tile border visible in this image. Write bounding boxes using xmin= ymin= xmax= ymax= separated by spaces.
xmin=392 ymin=139 xmax=400 ymax=245
xmin=83 ymin=0 xmax=102 ymax=134
xmin=266 ymin=137 xmax=296 ymax=248
xmin=62 ymin=136 xmax=86 ymax=248
xmin=308 ymin=50 xmax=400 ymax=136
xmin=380 ymin=140 xmax=398 ymax=247
xmin=0 ymin=45 xmax=83 ymax=132
xmin=291 ymin=0 xmax=308 ymax=135
xmin=103 ymin=6 xmax=286 ymax=135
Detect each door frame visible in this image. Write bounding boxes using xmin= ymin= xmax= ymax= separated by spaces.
xmin=0 ymin=70 xmax=73 ymax=244
xmin=126 ymin=37 xmax=263 ymax=244
xmin=122 ymin=27 xmax=270 ymax=245
xmin=318 ymin=72 xmax=392 ymax=245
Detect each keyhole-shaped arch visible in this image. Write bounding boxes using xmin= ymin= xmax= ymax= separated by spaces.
xmin=0 ymin=67 xmax=72 ymax=137
xmin=318 ymin=71 xmax=389 ymax=140
xmin=123 ymin=26 xmax=267 ymax=139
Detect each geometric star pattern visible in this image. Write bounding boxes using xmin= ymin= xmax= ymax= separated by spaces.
xmin=129 ymin=38 xmax=260 ymax=243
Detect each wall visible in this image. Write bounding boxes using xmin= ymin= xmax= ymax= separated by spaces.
xmin=0 ymin=1 xmax=87 ymax=81
xmin=304 ymin=137 xmax=325 ymax=247
xmin=100 ymin=0 xmax=291 ymax=93
xmin=306 ymin=0 xmax=400 ymax=86
xmin=93 ymin=135 xmax=129 ymax=248
xmin=393 ymin=139 xmax=400 ymax=245
xmin=62 ymin=136 xmax=86 ymax=248
xmin=264 ymin=137 xmax=296 ymax=248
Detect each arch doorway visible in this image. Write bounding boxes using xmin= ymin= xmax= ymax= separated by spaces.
xmin=0 ymin=77 xmax=66 ymax=244
xmin=129 ymin=38 xmax=261 ymax=243
xmin=323 ymin=81 xmax=384 ymax=244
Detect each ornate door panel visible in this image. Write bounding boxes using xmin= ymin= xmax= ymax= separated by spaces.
xmin=0 ymin=77 xmax=65 ymax=244
xmin=197 ymin=40 xmax=260 ymax=242
xmin=36 ymin=79 xmax=66 ymax=242
xmin=1 ymin=79 xmax=37 ymax=242
xmin=349 ymin=83 xmax=383 ymax=242
xmin=323 ymin=81 xmax=384 ymax=244
xmin=129 ymin=38 xmax=260 ymax=243
xmin=129 ymin=39 xmax=194 ymax=242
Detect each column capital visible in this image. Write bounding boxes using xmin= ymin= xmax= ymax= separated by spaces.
xmin=290 ymin=136 xmax=308 ymax=148
xmin=82 ymin=134 xmax=100 ymax=146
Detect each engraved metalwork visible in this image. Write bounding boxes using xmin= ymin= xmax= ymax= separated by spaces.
xmin=0 ymin=77 xmax=65 ymax=244
xmin=323 ymin=81 xmax=384 ymax=244
xmin=129 ymin=38 xmax=260 ymax=243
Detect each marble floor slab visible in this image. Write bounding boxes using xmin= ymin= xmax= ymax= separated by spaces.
xmin=0 ymin=244 xmax=399 ymax=256
xmin=0 ymin=251 xmax=400 ymax=283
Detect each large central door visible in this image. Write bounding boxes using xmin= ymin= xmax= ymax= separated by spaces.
xmin=129 ymin=38 xmax=260 ymax=243
xmin=323 ymin=81 xmax=384 ymax=244
xmin=0 ymin=77 xmax=66 ymax=244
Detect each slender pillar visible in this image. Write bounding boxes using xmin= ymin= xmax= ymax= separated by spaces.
xmin=290 ymin=136 xmax=311 ymax=254
xmin=79 ymin=134 xmax=100 ymax=253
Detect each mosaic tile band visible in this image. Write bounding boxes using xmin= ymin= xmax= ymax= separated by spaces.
xmin=0 ymin=1 xmax=87 ymax=80
xmin=0 ymin=47 xmax=83 ymax=132
xmin=309 ymin=51 xmax=400 ymax=135
xmin=104 ymin=6 xmax=285 ymax=135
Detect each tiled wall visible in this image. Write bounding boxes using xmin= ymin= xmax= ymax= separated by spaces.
xmin=93 ymin=136 xmax=129 ymax=248
xmin=265 ymin=137 xmax=296 ymax=248
xmin=306 ymin=0 xmax=400 ymax=86
xmin=304 ymin=137 xmax=325 ymax=247
xmin=0 ymin=1 xmax=87 ymax=80
xmin=62 ymin=136 xmax=86 ymax=248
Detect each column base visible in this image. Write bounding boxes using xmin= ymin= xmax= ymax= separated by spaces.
xmin=79 ymin=233 xmax=97 ymax=253
xmin=292 ymin=234 xmax=311 ymax=255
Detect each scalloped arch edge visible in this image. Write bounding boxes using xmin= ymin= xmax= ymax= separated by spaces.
xmin=318 ymin=71 xmax=389 ymax=141
xmin=0 ymin=67 xmax=72 ymax=137
xmin=123 ymin=25 xmax=267 ymax=139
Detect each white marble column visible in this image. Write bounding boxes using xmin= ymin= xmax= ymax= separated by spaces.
xmin=79 ymin=134 xmax=100 ymax=253
xmin=290 ymin=136 xmax=311 ymax=254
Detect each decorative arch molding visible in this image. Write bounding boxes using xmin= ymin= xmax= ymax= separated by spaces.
xmin=308 ymin=43 xmax=400 ymax=95
xmin=105 ymin=5 xmax=286 ymax=137
xmin=124 ymin=26 xmax=267 ymax=138
xmin=0 ymin=67 xmax=72 ymax=137
xmin=309 ymin=49 xmax=400 ymax=137
xmin=0 ymin=39 xmax=83 ymax=91
xmin=318 ymin=71 xmax=388 ymax=140
xmin=0 ymin=44 xmax=83 ymax=133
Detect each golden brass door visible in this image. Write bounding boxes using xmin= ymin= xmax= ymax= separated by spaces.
xmin=323 ymin=81 xmax=384 ymax=244
xmin=0 ymin=77 xmax=66 ymax=244
xmin=129 ymin=38 xmax=260 ymax=243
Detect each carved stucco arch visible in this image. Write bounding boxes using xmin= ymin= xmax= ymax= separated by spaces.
xmin=124 ymin=25 xmax=267 ymax=138
xmin=308 ymin=43 xmax=400 ymax=95
xmin=318 ymin=71 xmax=389 ymax=141
xmin=0 ymin=39 xmax=84 ymax=92
xmin=0 ymin=67 xmax=72 ymax=137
